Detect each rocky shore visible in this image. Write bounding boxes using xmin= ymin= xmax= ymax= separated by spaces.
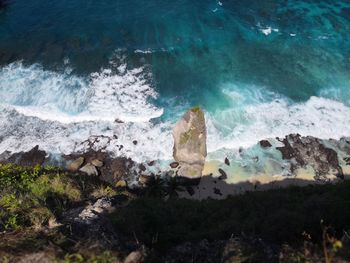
xmin=1 ymin=132 xmax=349 ymax=199
xmin=1 ymin=108 xmax=350 ymax=262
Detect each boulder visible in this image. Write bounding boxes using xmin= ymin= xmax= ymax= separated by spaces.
xmin=124 ymin=250 xmax=144 ymax=263
xmin=173 ymin=107 xmax=207 ymax=178
xmin=170 ymin=162 xmax=179 ymax=169
xmin=116 ymin=180 xmax=127 ymax=188
xmin=79 ymin=163 xmax=98 ymax=176
xmin=91 ymin=159 xmax=103 ymax=167
xmin=67 ymin=157 xmax=84 ymax=171
xmin=100 ymin=157 xmax=129 ymax=184
xmin=260 ymin=140 xmax=272 ymax=148
xmin=218 ymin=169 xmax=227 ymax=180
xmin=138 ymin=175 xmax=151 ymax=186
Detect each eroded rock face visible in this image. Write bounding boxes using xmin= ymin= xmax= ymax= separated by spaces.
xmin=2 ymin=145 xmax=47 ymax=167
xmin=65 ymin=150 xmax=133 ymax=184
xmin=173 ymin=107 xmax=207 ymax=178
xmin=276 ymin=134 xmax=343 ymax=181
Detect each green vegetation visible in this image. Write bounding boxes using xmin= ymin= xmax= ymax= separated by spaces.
xmin=0 ymin=163 xmax=115 ymax=231
xmin=190 ymin=106 xmax=202 ymax=114
xmin=0 ymin=164 xmax=127 ymax=262
xmin=1 ymin=163 xmax=350 ymax=262
xmin=57 ymin=251 xmax=120 ymax=263
xmin=179 ymin=130 xmax=192 ymax=145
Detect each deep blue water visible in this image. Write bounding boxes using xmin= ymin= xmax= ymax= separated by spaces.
xmin=0 ymin=0 xmax=350 ymax=161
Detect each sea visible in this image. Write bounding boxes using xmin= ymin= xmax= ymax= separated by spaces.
xmin=0 ymin=0 xmax=350 ymax=171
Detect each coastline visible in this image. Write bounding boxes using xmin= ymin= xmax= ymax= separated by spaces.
xmin=1 ymin=132 xmax=348 ymax=199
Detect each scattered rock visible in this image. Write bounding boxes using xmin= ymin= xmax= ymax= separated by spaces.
xmin=170 ymin=162 xmax=179 ymax=169
xmin=124 ymin=250 xmax=144 ymax=263
xmin=139 ymin=163 xmax=146 ymax=172
xmin=218 ymin=169 xmax=227 ymax=180
xmin=276 ymin=134 xmax=343 ymax=180
xmin=115 ymin=119 xmax=124 ymax=123
xmin=64 ymin=197 xmax=112 ymax=225
xmin=133 ymin=140 xmax=138 ymax=145
xmin=79 ymin=163 xmax=98 ymax=176
xmin=67 ymin=157 xmax=85 ymax=171
xmin=260 ymin=140 xmax=272 ymax=148
xmin=116 ymin=180 xmax=127 ymax=188
xmin=138 ymin=175 xmax=151 ymax=185
xmin=173 ymin=107 xmax=207 ymax=178
xmin=224 ymin=157 xmax=230 ymax=166
xmin=91 ymin=159 xmax=103 ymax=167
xmin=252 ymin=156 xmax=259 ymax=162
xmin=148 ymin=160 xmax=155 ymax=166
xmin=101 ymin=157 xmax=129 ymax=184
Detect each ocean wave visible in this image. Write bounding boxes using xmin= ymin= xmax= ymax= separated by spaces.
xmin=206 ymin=87 xmax=350 ymax=158
xmin=0 ymin=60 xmax=163 ymax=123
xmin=0 ymin=104 xmax=173 ymax=162
xmin=1 ymin=62 xmax=350 ymax=164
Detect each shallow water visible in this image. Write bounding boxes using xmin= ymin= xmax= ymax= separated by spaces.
xmin=0 ymin=0 xmax=350 ymax=165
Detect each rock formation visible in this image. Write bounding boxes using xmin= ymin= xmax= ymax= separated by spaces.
xmin=0 ymin=145 xmax=46 ymax=167
xmin=276 ymin=134 xmax=344 ymax=181
xmin=172 ymin=107 xmax=207 ymax=178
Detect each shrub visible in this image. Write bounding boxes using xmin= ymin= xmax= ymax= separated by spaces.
xmin=0 ymin=164 xmax=116 ymax=231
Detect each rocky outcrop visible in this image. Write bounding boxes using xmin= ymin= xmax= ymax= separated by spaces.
xmin=260 ymin=140 xmax=272 ymax=148
xmin=79 ymin=163 xmax=98 ymax=176
xmin=63 ymin=197 xmax=113 ymax=225
xmin=172 ymin=107 xmax=207 ymax=178
xmin=65 ymin=150 xmax=134 ymax=184
xmin=276 ymin=134 xmax=344 ymax=181
xmin=0 ymin=145 xmax=46 ymax=167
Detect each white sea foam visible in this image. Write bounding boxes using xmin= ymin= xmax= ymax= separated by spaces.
xmin=0 ymin=60 xmax=170 ymax=162
xmin=1 ymin=62 xmax=350 ymax=164
xmin=0 ymin=104 xmax=173 ymax=162
xmin=134 ymin=49 xmax=153 ymax=54
xmin=0 ymin=61 xmax=163 ymax=123
xmin=256 ymin=23 xmax=279 ymax=36
xmin=206 ymin=86 xmax=350 ymax=158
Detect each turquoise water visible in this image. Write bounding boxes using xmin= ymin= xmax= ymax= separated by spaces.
xmin=0 ymin=0 xmax=350 ymax=161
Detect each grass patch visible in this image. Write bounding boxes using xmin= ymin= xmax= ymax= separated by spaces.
xmin=0 ymin=164 xmax=115 ymax=231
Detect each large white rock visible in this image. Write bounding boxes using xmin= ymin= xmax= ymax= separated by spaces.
xmin=172 ymin=107 xmax=207 ymax=178
xmin=79 ymin=163 xmax=98 ymax=176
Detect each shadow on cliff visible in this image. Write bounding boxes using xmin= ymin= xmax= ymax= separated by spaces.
xmin=110 ymin=174 xmax=350 ymax=262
